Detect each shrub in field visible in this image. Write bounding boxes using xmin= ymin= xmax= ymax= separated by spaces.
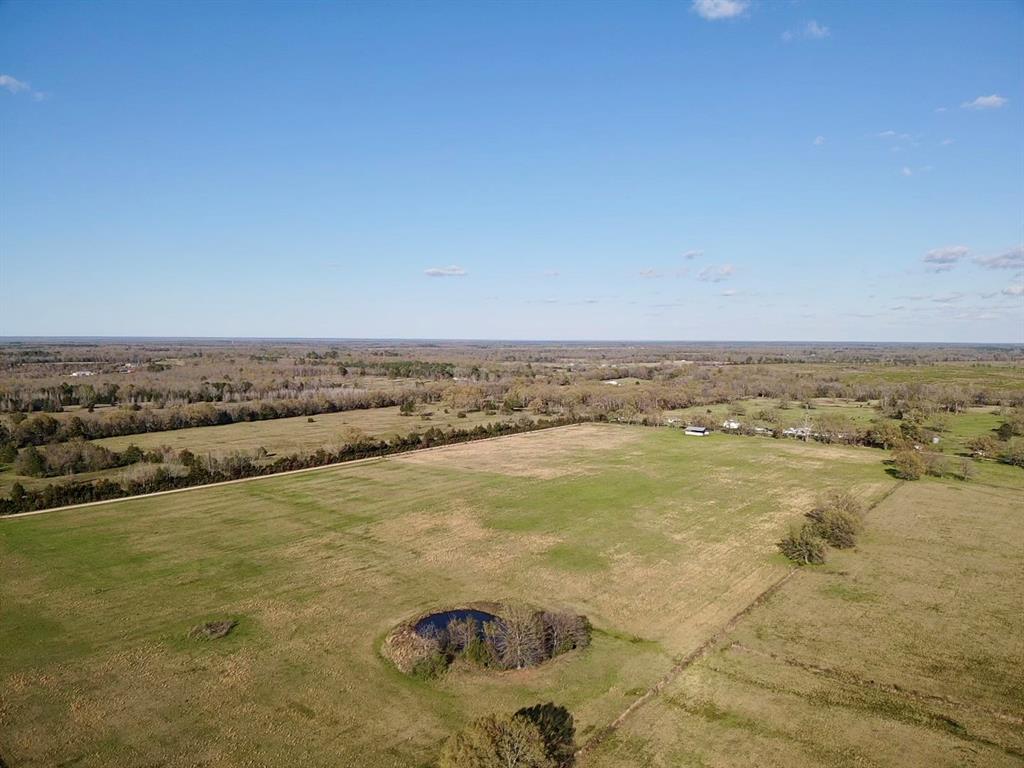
xmin=807 ymin=507 xmax=860 ymax=548
xmin=514 ymin=703 xmax=576 ymax=766
xmin=922 ymin=451 xmax=954 ymax=478
xmin=805 ymin=490 xmax=866 ymax=548
xmin=966 ymin=435 xmax=999 ymax=459
xmin=821 ymin=490 xmax=863 ymax=516
xmin=411 ymin=651 xmax=449 ymax=680
xmin=778 ymin=523 xmax=827 ymax=565
xmin=1000 ymin=439 xmax=1024 ymax=468
xmin=892 ymin=449 xmax=925 ymax=480
xmin=382 ymin=625 xmax=445 ymax=676
xmin=439 ymin=713 xmax=554 ymax=768
xmin=956 ymin=458 xmax=976 ymax=481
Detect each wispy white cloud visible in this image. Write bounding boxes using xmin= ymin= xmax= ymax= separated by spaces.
xmin=682 ymin=249 xmax=703 ymax=260
xmin=962 ymin=94 xmax=1007 ymax=110
xmin=0 ymin=73 xmax=46 ymax=100
xmin=698 ymin=264 xmax=735 ymax=282
xmin=931 ymin=292 xmax=965 ymax=303
xmin=975 ymin=246 xmax=1024 ymax=270
xmin=940 ymin=138 xmax=955 ymax=146
xmin=783 ymin=20 xmax=830 ymax=42
xmin=720 ymin=289 xmax=738 ymax=297
xmin=0 ymin=74 xmax=29 ymax=94
xmin=639 ymin=268 xmax=662 ymax=278
xmin=813 ymin=135 xmax=826 ymax=146
xmin=1002 ymin=284 xmax=1024 ymax=297
xmin=900 ymin=166 xmax=913 ymax=177
xmin=424 ymin=265 xmax=467 ymax=277
xmin=877 ymin=130 xmax=914 ymax=142
xmin=923 ymin=245 xmax=970 ymax=272
xmin=691 ymin=0 xmax=749 ymax=21
xmin=805 ymin=20 xmax=830 ymax=38
xmin=541 ymin=269 xmax=560 ymax=277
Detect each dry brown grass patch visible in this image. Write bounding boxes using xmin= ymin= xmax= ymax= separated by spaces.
xmin=393 ymin=423 xmax=641 ymax=478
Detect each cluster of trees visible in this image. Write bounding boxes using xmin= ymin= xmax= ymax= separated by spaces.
xmin=439 ymin=703 xmax=576 ymax=768
xmin=778 ymin=491 xmax=866 ymax=566
xmin=297 ymin=353 xmax=456 ymax=379
xmin=891 ymin=448 xmax=977 ymax=481
xmin=964 ymin=411 xmax=1024 ymax=467
xmin=0 ymin=388 xmax=427 ymax=448
xmin=0 ymin=417 xmax=578 ymax=515
xmin=10 ymin=439 xmax=161 ymax=478
xmin=415 ymin=607 xmax=591 ymax=680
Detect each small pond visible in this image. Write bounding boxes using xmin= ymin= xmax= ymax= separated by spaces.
xmin=414 ymin=609 xmax=500 ymax=638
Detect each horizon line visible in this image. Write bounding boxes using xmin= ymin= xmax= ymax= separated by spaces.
xmin=0 ymin=335 xmax=1021 ymax=347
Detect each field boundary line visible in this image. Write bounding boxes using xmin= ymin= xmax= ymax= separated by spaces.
xmin=577 ymin=479 xmax=907 ymax=760
xmin=0 ymin=423 xmax=588 ymax=520
xmin=729 ymin=642 xmax=1024 ymax=727
xmin=576 ymin=567 xmax=799 ymax=760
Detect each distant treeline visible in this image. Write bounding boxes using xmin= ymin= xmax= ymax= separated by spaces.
xmin=5 ymin=375 xmax=1024 ymax=453
xmin=1 ymin=358 xmax=454 ymax=413
xmin=1 ymin=376 xmax=399 ymax=413
xmin=1 ymin=389 xmax=424 ymax=448
xmin=0 ymin=417 xmax=579 ymax=515
xmin=296 ymin=354 xmax=456 ymax=379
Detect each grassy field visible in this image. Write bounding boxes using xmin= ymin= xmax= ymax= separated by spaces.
xmin=587 ymin=477 xmax=1024 ymax=767
xmin=0 ymin=425 xmax=894 ymax=767
xmin=0 ymin=405 xmax=530 ymax=495
xmin=91 ymin=404 xmax=523 ymax=455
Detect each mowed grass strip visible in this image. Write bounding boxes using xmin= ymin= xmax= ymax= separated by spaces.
xmin=0 ymin=425 xmax=892 ymax=767
xmin=587 ymin=476 xmax=1024 ymax=768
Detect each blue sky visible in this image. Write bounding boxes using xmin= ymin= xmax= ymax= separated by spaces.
xmin=1 ymin=0 xmax=1022 ymax=342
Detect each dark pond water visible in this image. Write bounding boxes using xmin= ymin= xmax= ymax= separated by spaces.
xmin=414 ymin=609 xmax=500 ymax=638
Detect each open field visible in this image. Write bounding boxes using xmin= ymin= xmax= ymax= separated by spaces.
xmin=586 ymin=478 xmax=1024 ymax=767
xmin=0 ymin=405 xmax=531 ymax=495
xmin=91 ymin=403 xmax=523 ymax=455
xmin=0 ymin=425 xmax=895 ymax=767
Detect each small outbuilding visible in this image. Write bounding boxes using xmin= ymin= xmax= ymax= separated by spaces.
xmin=684 ymin=426 xmax=710 ymax=436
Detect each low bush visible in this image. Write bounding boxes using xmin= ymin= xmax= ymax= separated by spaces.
xmin=807 ymin=506 xmax=860 ymax=549
xmin=515 ymin=703 xmax=576 ymax=766
xmin=778 ymin=523 xmax=827 ymax=565
xmin=439 ymin=713 xmax=553 ymax=768
xmin=411 ymin=651 xmax=449 ymax=680
xmin=806 ymin=491 xmax=864 ymax=549
xmin=892 ymin=449 xmax=925 ymax=480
